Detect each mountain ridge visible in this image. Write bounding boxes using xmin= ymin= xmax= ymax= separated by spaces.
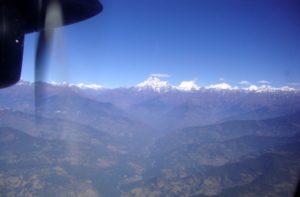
xmin=16 ymin=78 xmax=299 ymax=93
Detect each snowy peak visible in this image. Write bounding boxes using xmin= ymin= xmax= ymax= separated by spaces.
xmin=74 ymin=83 xmax=103 ymax=90
xmin=243 ymin=85 xmax=296 ymax=93
xmin=136 ymin=76 xmax=172 ymax=92
xmin=205 ymin=83 xmax=296 ymax=92
xmin=50 ymin=81 xmax=104 ymax=90
xmin=177 ymin=81 xmax=200 ymax=91
xmin=206 ymin=83 xmax=235 ymax=90
xmin=16 ymin=80 xmax=32 ymax=86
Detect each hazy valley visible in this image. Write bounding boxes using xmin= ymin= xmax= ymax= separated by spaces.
xmin=0 ymin=80 xmax=300 ymax=197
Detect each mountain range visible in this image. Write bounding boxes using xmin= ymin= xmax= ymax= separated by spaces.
xmin=0 ymin=80 xmax=300 ymax=196
xmin=17 ymin=76 xmax=298 ymax=93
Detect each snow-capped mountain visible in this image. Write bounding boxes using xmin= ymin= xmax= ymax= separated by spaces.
xmin=72 ymin=83 xmax=103 ymax=90
xmin=206 ymin=83 xmax=236 ymax=90
xmin=135 ymin=76 xmax=173 ymax=92
xmin=17 ymin=76 xmax=297 ymax=93
xmin=242 ymin=85 xmax=295 ymax=92
xmin=176 ymin=81 xmax=200 ymax=91
xmin=134 ymin=77 xmax=297 ymax=93
xmin=49 ymin=81 xmax=104 ymax=90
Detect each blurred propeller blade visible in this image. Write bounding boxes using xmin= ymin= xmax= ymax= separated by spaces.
xmin=34 ymin=0 xmax=63 ymax=115
xmin=34 ymin=29 xmax=53 ymax=113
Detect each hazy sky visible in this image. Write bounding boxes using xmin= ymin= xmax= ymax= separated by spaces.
xmin=22 ymin=0 xmax=300 ymax=88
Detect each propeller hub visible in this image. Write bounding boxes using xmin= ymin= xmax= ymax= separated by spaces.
xmin=0 ymin=0 xmax=102 ymax=88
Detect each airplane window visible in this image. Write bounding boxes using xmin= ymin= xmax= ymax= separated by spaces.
xmin=1 ymin=0 xmax=300 ymax=196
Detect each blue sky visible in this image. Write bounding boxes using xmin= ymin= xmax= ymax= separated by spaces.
xmin=22 ymin=0 xmax=300 ymax=88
